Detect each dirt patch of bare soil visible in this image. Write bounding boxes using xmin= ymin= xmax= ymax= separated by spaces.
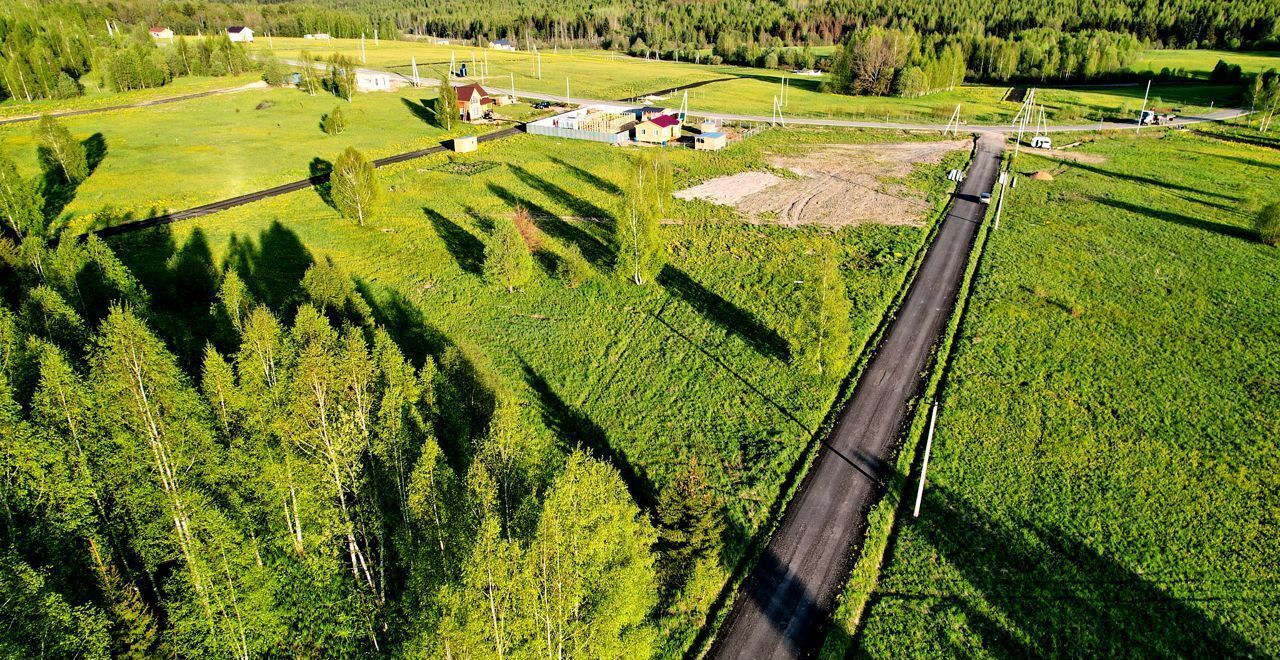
xmin=675 ymin=140 xmax=970 ymax=226
xmin=1021 ymin=147 xmax=1107 ymax=164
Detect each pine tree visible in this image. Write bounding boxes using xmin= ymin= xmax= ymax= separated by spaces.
xmin=1256 ymin=201 xmax=1280 ymax=246
xmin=0 ymin=154 xmax=44 ymax=239
xmin=615 ymin=153 xmax=664 ymax=285
xmin=33 ymin=115 xmax=88 ymax=184
xmin=330 ymin=147 xmax=380 ymax=226
xmin=485 ymin=213 xmax=534 ymax=292
xmin=655 ymin=456 xmax=723 ymax=593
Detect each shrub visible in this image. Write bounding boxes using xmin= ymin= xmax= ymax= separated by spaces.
xmin=1256 ymin=202 xmax=1280 ymax=246
xmin=322 ymin=106 xmax=347 ymax=135
xmin=511 ymin=205 xmax=541 ymax=251
xmin=556 ymin=243 xmax=592 ymax=288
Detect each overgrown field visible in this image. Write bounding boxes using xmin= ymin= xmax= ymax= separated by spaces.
xmin=0 ymin=84 xmax=468 ymax=233
xmin=102 ymin=126 xmax=967 ymax=654
xmin=0 ymin=73 xmax=262 ymax=118
xmin=855 ymin=129 xmax=1280 ymax=656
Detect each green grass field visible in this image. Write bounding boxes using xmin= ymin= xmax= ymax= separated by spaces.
xmin=0 ymin=84 xmax=479 ymax=233
xmin=853 ymin=129 xmax=1280 ymax=656
xmin=99 ymin=125 xmax=968 ymax=656
xmin=0 ymin=73 xmax=261 ymax=118
xmin=1128 ymin=49 xmax=1280 ymax=76
xmin=249 ymin=37 xmax=1241 ymax=125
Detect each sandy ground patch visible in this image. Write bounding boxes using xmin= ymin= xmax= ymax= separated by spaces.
xmin=675 ymin=140 xmax=970 ymax=226
xmin=673 ymin=171 xmax=784 ymax=205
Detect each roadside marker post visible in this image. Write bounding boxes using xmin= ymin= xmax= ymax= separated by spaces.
xmin=913 ymin=401 xmax=940 ymax=518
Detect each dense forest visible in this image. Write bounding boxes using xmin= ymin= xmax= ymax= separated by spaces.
xmin=0 ymin=115 xmax=686 ymax=655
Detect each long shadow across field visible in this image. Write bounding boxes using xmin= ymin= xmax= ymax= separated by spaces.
xmin=508 ymin=164 xmax=616 ymax=224
xmin=657 ymin=264 xmax=790 ymax=362
xmin=520 ymin=358 xmax=655 ymax=509
xmin=859 ymin=486 xmax=1266 ymax=657
xmin=1093 ymin=196 xmax=1257 ymax=242
xmin=548 ymin=156 xmax=622 ymax=195
xmin=41 ymin=132 xmax=107 ymax=224
xmin=424 ymin=208 xmax=485 ymax=274
xmin=1068 ymin=161 xmax=1239 ymax=201
xmin=486 ymin=182 xmax=614 ymax=268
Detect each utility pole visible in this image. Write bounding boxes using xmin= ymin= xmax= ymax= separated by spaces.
xmin=943 ymin=104 xmax=961 ymax=137
xmin=565 ymin=77 xmax=570 ymax=103
xmin=913 ymin=401 xmax=939 ymax=518
xmin=412 ymin=56 xmax=420 ymax=87
xmin=361 ymin=33 xmax=366 ymax=64
xmin=374 ymin=29 xmax=379 ymax=46
xmin=993 ymin=177 xmax=1006 ymax=230
xmin=510 ymin=72 xmax=515 ymax=100
xmin=1136 ymin=79 xmax=1151 ymax=134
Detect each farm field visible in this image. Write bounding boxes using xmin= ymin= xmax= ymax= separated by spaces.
xmin=100 ymin=125 xmax=969 ymax=655
xmin=249 ymin=37 xmax=1235 ymax=125
xmin=853 ymin=129 xmax=1280 ymax=656
xmin=0 ymin=84 xmax=473 ymax=233
xmin=0 ymin=72 xmax=261 ymax=119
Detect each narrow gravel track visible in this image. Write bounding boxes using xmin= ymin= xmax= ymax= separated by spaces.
xmin=708 ymin=133 xmax=1005 ymax=660
xmin=0 ymin=82 xmax=268 ymax=126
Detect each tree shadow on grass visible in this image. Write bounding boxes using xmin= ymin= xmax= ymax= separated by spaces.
xmin=508 ymin=164 xmax=616 ymax=226
xmin=548 ymin=156 xmax=622 ymax=195
xmin=40 ymin=132 xmax=107 ymax=224
xmin=424 ymin=208 xmax=485 ymax=274
xmin=1194 ymin=130 xmax=1280 ymax=153
xmin=400 ymin=97 xmax=438 ymax=126
xmin=859 ymin=486 xmax=1265 ymax=657
xmin=519 ymin=357 xmax=655 ymax=510
xmin=1093 ymin=196 xmax=1258 ymax=243
xmin=486 ymin=182 xmax=614 ymax=269
xmin=224 ymin=220 xmax=315 ymax=316
xmin=1069 ymin=161 xmax=1239 ymax=202
xmin=657 ymin=264 xmax=790 ymax=362
xmin=309 ymin=157 xmax=335 ymax=210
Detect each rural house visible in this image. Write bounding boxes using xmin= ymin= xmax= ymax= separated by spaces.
xmin=490 ymin=38 xmax=516 ymax=51
xmin=694 ymin=131 xmax=727 ymax=150
xmin=149 ymin=27 xmax=173 ymax=40
xmin=634 ymin=113 xmax=681 ymax=144
xmin=226 ymin=26 xmax=254 ymax=42
xmin=356 ymin=71 xmax=395 ymax=92
xmin=455 ymin=83 xmax=493 ymax=121
xmin=303 ymin=33 xmax=331 ymax=40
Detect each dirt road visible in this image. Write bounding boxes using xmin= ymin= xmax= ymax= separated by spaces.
xmin=0 ymin=81 xmax=268 ymax=126
xmin=708 ymin=133 xmax=1005 ymax=659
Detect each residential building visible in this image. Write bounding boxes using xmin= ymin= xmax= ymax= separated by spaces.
xmin=634 ymin=113 xmax=681 ymax=143
xmin=226 ymin=26 xmax=254 ymax=42
xmin=149 ymin=27 xmax=173 ymax=40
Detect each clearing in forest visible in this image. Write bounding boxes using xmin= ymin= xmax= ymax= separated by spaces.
xmin=674 ymin=140 xmax=970 ymax=226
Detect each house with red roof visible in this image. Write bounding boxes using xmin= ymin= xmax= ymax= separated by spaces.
xmin=455 ymin=83 xmax=494 ymax=122
xmin=149 ymin=27 xmax=173 ymax=40
xmin=634 ymin=112 xmax=682 ymax=144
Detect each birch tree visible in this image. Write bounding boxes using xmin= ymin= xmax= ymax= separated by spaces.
xmin=331 ymin=147 xmax=380 ymax=226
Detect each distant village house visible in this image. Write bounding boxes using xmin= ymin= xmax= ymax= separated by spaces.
xmin=489 ymin=38 xmax=516 ymax=51
xmin=226 ymin=26 xmax=254 ymax=42
xmin=303 ymin=33 xmax=331 ymax=40
xmin=149 ymin=27 xmax=173 ymax=40
xmin=356 ymin=71 xmax=395 ymax=92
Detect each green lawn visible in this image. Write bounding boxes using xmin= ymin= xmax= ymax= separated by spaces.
xmin=853 ymin=129 xmax=1280 ymax=656
xmin=0 ymin=73 xmax=261 ymax=118
xmin=0 ymin=84 xmax=472 ymax=233
xmin=1129 ymin=49 xmax=1280 ymax=76
xmin=101 ymin=125 xmax=967 ymax=656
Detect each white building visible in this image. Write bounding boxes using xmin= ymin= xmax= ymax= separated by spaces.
xmin=148 ymin=27 xmax=173 ymax=40
xmin=226 ymin=26 xmax=254 ymax=42
xmin=356 ymin=71 xmax=394 ymax=92
xmin=489 ymin=38 xmax=516 ymax=51
xmin=303 ymin=33 xmax=331 ymax=40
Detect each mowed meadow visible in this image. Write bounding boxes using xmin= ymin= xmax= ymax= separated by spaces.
xmin=98 ymin=125 xmax=968 ymax=653
xmin=855 ymin=128 xmax=1280 ymax=655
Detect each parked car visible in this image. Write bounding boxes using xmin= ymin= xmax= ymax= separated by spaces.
xmin=979 ymin=192 xmax=992 ymax=204
xmin=532 ymin=101 xmax=553 ymax=109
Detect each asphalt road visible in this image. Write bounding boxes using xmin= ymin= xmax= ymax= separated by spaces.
xmin=708 ymin=133 xmax=1005 ymax=660
xmin=0 ymin=81 xmax=268 ymax=126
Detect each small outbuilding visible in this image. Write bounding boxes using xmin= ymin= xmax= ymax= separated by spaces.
xmin=490 ymin=38 xmax=516 ymax=51
xmin=694 ymin=131 xmax=727 ymax=151
xmin=226 ymin=26 xmax=254 ymax=42
xmin=149 ymin=27 xmax=173 ymax=40
xmin=634 ymin=113 xmax=681 ymax=144
xmin=452 ymin=136 xmax=478 ymax=153
xmin=303 ymin=33 xmax=331 ymax=40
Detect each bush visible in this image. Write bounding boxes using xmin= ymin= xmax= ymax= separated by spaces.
xmin=556 ymin=243 xmax=592 ymax=288
xmin=322 ymin=106 xmax=347 ymax=135
xmin=1256 ymin=202 xmax=1280 ymax=246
